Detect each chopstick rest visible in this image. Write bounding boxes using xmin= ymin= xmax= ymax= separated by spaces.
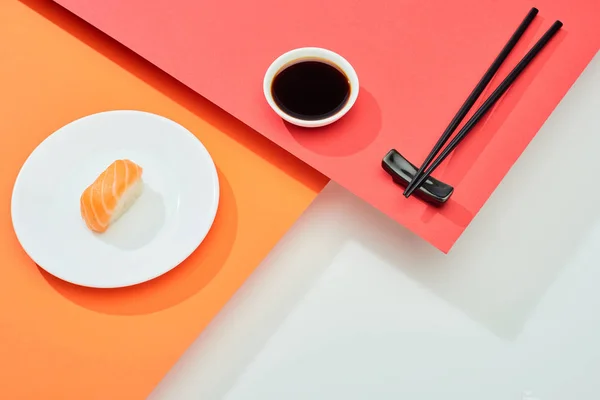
xmin=384 ymin=7 xmax=563 ymax=204
xmin=382 ymin=149 xmax=453 ymax=206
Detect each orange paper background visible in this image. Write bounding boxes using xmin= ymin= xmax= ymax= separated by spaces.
xmin=0 ymin=1 xmax=327 ymax=399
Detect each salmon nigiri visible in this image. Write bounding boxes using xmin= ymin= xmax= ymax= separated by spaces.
xmin=80 ymin=159 xmax=144 ymax=233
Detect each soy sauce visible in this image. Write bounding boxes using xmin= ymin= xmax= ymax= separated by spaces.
xmin=271 ymin=60 xmax=350 ymax=121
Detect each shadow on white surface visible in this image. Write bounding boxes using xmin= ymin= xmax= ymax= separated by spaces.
xmin=384 ymin=52 xmax=600 ymax=339
xmin=150 ymin=185 xmax=352 ymax=399
xmin=337 ymin=51 xmax=600 ymax=340
xmin=150 ymin=52 xmax=600 ymax=400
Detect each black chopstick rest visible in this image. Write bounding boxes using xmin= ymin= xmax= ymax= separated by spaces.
xmin=382 ymin=149 xmax=453 ymax=206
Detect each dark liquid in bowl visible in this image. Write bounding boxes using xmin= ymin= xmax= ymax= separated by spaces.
xmin=271 ymin=60 xmax=350 ymax=121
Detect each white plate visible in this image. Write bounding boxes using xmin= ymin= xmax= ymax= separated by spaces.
xmin=11 ymin=110 xmax=220 ymax=288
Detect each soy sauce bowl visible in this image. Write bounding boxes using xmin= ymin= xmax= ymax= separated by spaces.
xmin=263 ymin=47 xmax=359 ymax=128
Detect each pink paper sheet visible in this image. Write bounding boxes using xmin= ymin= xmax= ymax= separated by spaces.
xmin=54 ymin=0 xmax=600 ymax=251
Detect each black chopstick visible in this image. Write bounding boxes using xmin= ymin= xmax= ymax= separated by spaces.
xmin=403 ymin=7 xmax=539 ymax=196
xmin=404 ymin=20 xmax=563 ymax=198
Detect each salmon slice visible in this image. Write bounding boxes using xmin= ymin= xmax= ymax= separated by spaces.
xmin=80 ymin=159 xmax=143 ymax=233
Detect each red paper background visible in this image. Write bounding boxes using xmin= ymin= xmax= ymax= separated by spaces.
xmin=54 ymin=0 xmax=600 ymax=251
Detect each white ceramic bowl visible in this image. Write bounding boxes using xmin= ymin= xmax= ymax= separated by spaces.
xmin=263 ymin=47 xmax=359 ymax=128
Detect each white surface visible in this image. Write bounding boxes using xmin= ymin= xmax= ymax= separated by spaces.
xmin=11 ymin=110 xmax=219 ymax=288
xmin=263 ymin=47 xmax=359 ymax=127
xmin=151 ymin=51 xmax=600 ymax=399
